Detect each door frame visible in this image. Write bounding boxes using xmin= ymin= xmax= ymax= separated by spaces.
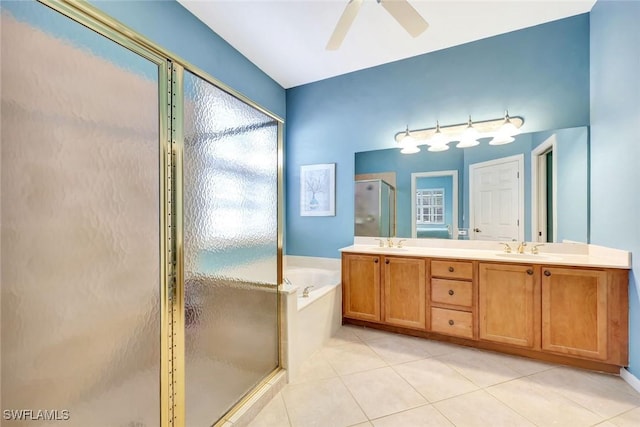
xmin=468 ymin=154 xmax=524 ymax=242
xmin=531 ymin=136 xmax=558 ymax=243
xmin=411 ymin=170 xmax=458 ymax=239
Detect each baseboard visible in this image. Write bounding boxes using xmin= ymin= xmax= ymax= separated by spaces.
xmin=620 ymin=367 xmax=640 ymax=393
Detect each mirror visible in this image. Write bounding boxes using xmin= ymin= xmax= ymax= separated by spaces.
xmin=354 ymin=126 xmax=589 ymax=243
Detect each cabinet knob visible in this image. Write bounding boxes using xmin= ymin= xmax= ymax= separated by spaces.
xmin=527 ymin=269 xmax=533 ymax=275
xmin=448 ymin=289 xmax=454 ymax=296
xmin=544 ymin=270 xmax=551 ymax=277
xmin=448 ymin=266 xmax=454 ymax=272
xmin=374 ymin=259 xmax=379 ymax=263
xmin=385 ymin=259 xmax=390 ymax=264
xmin=448 ymin=319 xmax=455 ymax=326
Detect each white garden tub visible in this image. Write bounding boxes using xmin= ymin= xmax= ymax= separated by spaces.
xmin=281 ymin=256 xmax=342 ymax=382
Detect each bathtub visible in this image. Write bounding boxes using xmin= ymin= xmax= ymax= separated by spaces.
xmin=280 ymin=256 xmax=342 ymax=382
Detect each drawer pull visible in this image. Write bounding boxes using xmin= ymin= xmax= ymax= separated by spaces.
xmin=448 ymin=289 xmax=454 ymax=296
xmin=374 ymin=259 xmax=378 ymax=263
xmin=527 ymin=269 xmax=533 ymax=275
xmin=544 ymin=270 xmax=551 ymax=277
xmin=385 ymin=259 xmax=390 ymax=264
xmin=448 ymin=319 xmax=454 ymax=326
xmin=448 ymin=266 xmax=454 ymax=272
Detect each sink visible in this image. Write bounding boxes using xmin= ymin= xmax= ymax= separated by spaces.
xmin=495 ymin=253 xmax=560 ymax=261
xmin=363 ymin=246 xmax=409 ymax=252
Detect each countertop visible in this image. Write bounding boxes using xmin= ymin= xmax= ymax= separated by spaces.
xmin=340 ymin=240 xmax=631 ymax=270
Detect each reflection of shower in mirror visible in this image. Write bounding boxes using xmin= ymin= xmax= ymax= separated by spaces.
xmin=354 ymin=179 xmax=396 ymax=237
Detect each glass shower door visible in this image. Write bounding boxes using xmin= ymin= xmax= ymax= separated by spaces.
xmin=182 ymin=69 xmax=280 ymax=425
xmin=1 ymin=2 xmax=163 ymax=425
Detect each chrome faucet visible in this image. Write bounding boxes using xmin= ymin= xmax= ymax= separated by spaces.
xmin=396 ymin=239 xmax=407 ymax=248
xmin=283 ymin=277 xmax=293 ymax=286
xmin=374 ymin=238 xmax=385 ymax=247
xmin=302 ymin=286 xmax=314 ymax=297
xmin=387 ymin=238 xmax=395 ymax=247
xmin=517 ymin=242 xmax=527 ymax=254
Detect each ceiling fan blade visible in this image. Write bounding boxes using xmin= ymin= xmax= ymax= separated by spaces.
xmin=326 ymin=0 xmax=364 ymax=50
xmin=380 ymin=0 xmax=429 ymax=37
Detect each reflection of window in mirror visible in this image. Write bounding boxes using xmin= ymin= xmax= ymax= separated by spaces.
xmin=416 ymin=189 xmax=445 ymax=224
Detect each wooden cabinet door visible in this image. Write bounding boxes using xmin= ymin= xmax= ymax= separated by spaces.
xmin=342 ymin=254 xmax=381 ymax=322
xmin=542 ymin=267 xmax=608 ymax=360
xmin=479 ymin=263 xmax=537 ymax=348
xmin=383 ymin=257 xmax=426 ymax=329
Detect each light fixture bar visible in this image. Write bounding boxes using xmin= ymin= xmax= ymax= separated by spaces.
xmin=394 ymin=114 xmax=524 ymax=145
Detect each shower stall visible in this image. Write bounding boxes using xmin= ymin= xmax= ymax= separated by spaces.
xmin=354 ymin=179 xmax=396 ymax=237
xmin=1 ymin=1 xmax=282 ymax=425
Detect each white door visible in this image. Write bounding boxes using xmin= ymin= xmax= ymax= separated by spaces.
xmin=470 ymin=155 xmax=524 ymax=241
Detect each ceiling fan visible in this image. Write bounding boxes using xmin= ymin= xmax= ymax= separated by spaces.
xmin=326 ymin=0 xmax=429 ymax=50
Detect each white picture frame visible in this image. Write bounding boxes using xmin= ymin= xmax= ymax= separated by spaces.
xmin=300 ymin=163 xmax=336 ymax=216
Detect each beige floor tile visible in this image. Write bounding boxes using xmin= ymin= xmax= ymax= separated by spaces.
xmin=486 ymin=351 xmax=555 ymax=376
xmin=528 ymin=367 xmax=640 ymax=418
xmin=341 ymin=366 xmax=427 ymax=419
xmin=347 ymin=422 xmax=373 ymax=427
xmin=433 ymin=390 xmax=534 ymax=427
xmin=281 ymin=377 xmax=367 ymax=427
xmin=248 ymin=392 xmax=290 ymax=427
xmin=347 ymin=325 xmax=396 ymax=342
xmin=393 ymin=358 xmax=479 ymax=402
xmin=321 ymin=342 xmax=387 ymax=375
xmin=365 ymin=334 xmax=433 ymax=365
xmin=607 ymin=407 xmax=640 ymax=426
xmin=289 ymin=350 xmax=337 ymax=384
xmin=487 ymin=376 xmax=604 ymax=426
xmin=435 ymin=347 xmax=523 ymax=387
xmin=325 ymin=326 xmax=362 ymax=347
xmin=371 ymin=404 xmax=454 ymax=427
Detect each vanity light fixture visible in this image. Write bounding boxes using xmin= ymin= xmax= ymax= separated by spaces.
xmin=399 ymin=125 xmax=421 ymax=154
xmin=394 ymin=111 xmax=524 ymax=153
xmin=456 ymin=116 xmax=480 ymax=148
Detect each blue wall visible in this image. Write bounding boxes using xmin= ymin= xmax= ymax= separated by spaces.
xmin=88 ymin=0 xmax=285 ymax=118
xmin=286 ymin=14 xmax=590 ymax=258
xmin=590 ymin=0 xmax=640 ymax=376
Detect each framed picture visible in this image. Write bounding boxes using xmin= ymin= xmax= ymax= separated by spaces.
xmin=300 ymin=163 xmax=336 ymax=216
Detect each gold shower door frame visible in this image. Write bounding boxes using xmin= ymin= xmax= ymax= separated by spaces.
xmin=35 ymin=1 xmax=285 ymax=426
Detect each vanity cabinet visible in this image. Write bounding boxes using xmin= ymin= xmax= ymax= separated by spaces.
xmin=383 ymin=257 xmax=426 ymax=329
xmin=342 ymin=253 xmax=381 ymax=322
xmin=479 ymin=263 xmax=538 ymax=348
xmin=429 ymin=260 xmax=475 ymax=339
xmin=541 ymin=267 xmax=608 ymax=360
xmin=341 ymin=250 xmax=629 ymax=372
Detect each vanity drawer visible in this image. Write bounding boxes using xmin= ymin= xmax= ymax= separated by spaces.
xmin=431 ymin=260 xmax=473 ymax=280
xmin=431 ymin=279 xmax=472 ymax=307
xmin=431 ymin=307 xmax=473 ymax=339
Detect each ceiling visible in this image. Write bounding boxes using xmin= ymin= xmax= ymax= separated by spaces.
xmin=178 ymin=0 xmax=596 ymax=89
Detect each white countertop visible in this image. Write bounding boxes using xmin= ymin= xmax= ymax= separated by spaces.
xmin=340 ymin=238 xmax=631 ymax=269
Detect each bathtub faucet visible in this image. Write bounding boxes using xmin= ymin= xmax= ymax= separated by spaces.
xmin=302 ymin=286 xmax=314 ymax=297
xmin=283 ymin=277 xmax=293 ymax=286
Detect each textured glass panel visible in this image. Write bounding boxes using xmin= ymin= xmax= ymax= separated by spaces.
xmin=1 ymin=5 xmax=160 ymax=426
xmin=183 ymin=71 xmax=279 ymax=426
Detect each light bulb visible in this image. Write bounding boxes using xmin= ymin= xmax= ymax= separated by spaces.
xmin=427 ymin=120 xmax=448 ymax=146
xmin=401 ymin=145 xmax=420 ymax=154
xmin=499 ymin=111 xmax=521 ymax=137
xmin=428 ymin=144 xmax=449 ymax=152
xmin=489 ymin=135 xmax=515 ymax=145
xmin=457 ymin=139 xmax=479 ymax=148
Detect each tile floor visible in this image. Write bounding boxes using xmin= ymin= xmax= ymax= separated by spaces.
xmin=249 ymin=325 xmax=640 ymax=427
